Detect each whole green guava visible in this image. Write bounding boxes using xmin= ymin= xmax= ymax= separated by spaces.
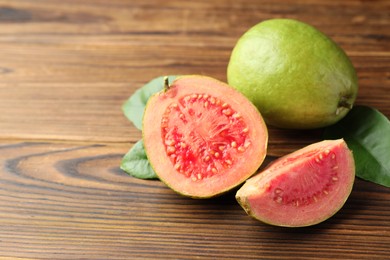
xmin=227 ymin=19 xmax=358 ymax=129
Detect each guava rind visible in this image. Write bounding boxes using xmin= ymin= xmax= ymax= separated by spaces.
xmin=236 ymin=139 xmax=355 ymax=227
xmin=227 ymin=19 xmax=358 ymax=129
xmin=143 ymin=75 xmax=268 ymax=198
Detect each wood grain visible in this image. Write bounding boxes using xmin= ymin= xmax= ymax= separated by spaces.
xmin=0 ymin=0 xmax=389 ymax=259
xmin=0 ymin=142 xmax=389 ymax=259
xmin=0 ymin=0 xmax=389 ymax=145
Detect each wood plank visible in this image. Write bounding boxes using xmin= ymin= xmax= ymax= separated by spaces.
xmin=0 ymin=142 xmax=389 ymax=259
xmin=0 ymin=0 xmax=389 ymax=145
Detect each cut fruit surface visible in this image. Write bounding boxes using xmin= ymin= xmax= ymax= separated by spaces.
xmin=236 ymin=139 xmax=355 ymax=227
xmin=143 ymin=75 xmax=268 ymax=198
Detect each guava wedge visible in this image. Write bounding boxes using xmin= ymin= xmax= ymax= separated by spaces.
xmin=142 ymin=75 xmax=268 ymax=198
xmin=236 ymin=139 xmax=355 ymax=227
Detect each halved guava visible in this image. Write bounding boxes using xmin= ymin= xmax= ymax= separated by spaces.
xmin=236 ymin=139 xmax=355 ymax=227
xmin=142 ymin=75 xmax=268 ymax=198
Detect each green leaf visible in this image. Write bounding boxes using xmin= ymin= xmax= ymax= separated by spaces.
xmin=120 ymin=140 xmax=158 ymax=179
xmin=122 ymin=75 xmax=179 ymax=130
xmin=323 ymin=105 xmax=390 ymax=187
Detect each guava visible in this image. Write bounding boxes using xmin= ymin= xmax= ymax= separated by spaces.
xmin=142 ymin=75 xmax=268 ymax=198
xmin=227 ymin=18 xmax=358 ymax=129
xmin=236 ymin=139 xmax=355 ymax=227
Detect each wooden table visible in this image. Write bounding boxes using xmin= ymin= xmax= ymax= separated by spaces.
xmin=0 ymin=0 xmax=389 ymax=259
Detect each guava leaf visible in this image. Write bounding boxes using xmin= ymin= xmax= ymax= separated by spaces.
xmin=120 ymin=140 xmax=158 ymax=180
xmin=323 ymin=105 xmax=390 ymax=187
xmin=122 ymin=75 xmax=179 ymax=130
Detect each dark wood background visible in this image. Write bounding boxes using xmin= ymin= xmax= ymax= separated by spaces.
xmin=0 ymin=0 xmax=389 ymax=259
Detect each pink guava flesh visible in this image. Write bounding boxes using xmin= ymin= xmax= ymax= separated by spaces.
xmin=236 ymin=139 xmax=355 ymax=227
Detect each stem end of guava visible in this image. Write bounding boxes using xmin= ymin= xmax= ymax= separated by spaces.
xmin=339 ymin=100 xmax=353 ymax=110
xmin=163 ymin=76 xmax=171 ymax=92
